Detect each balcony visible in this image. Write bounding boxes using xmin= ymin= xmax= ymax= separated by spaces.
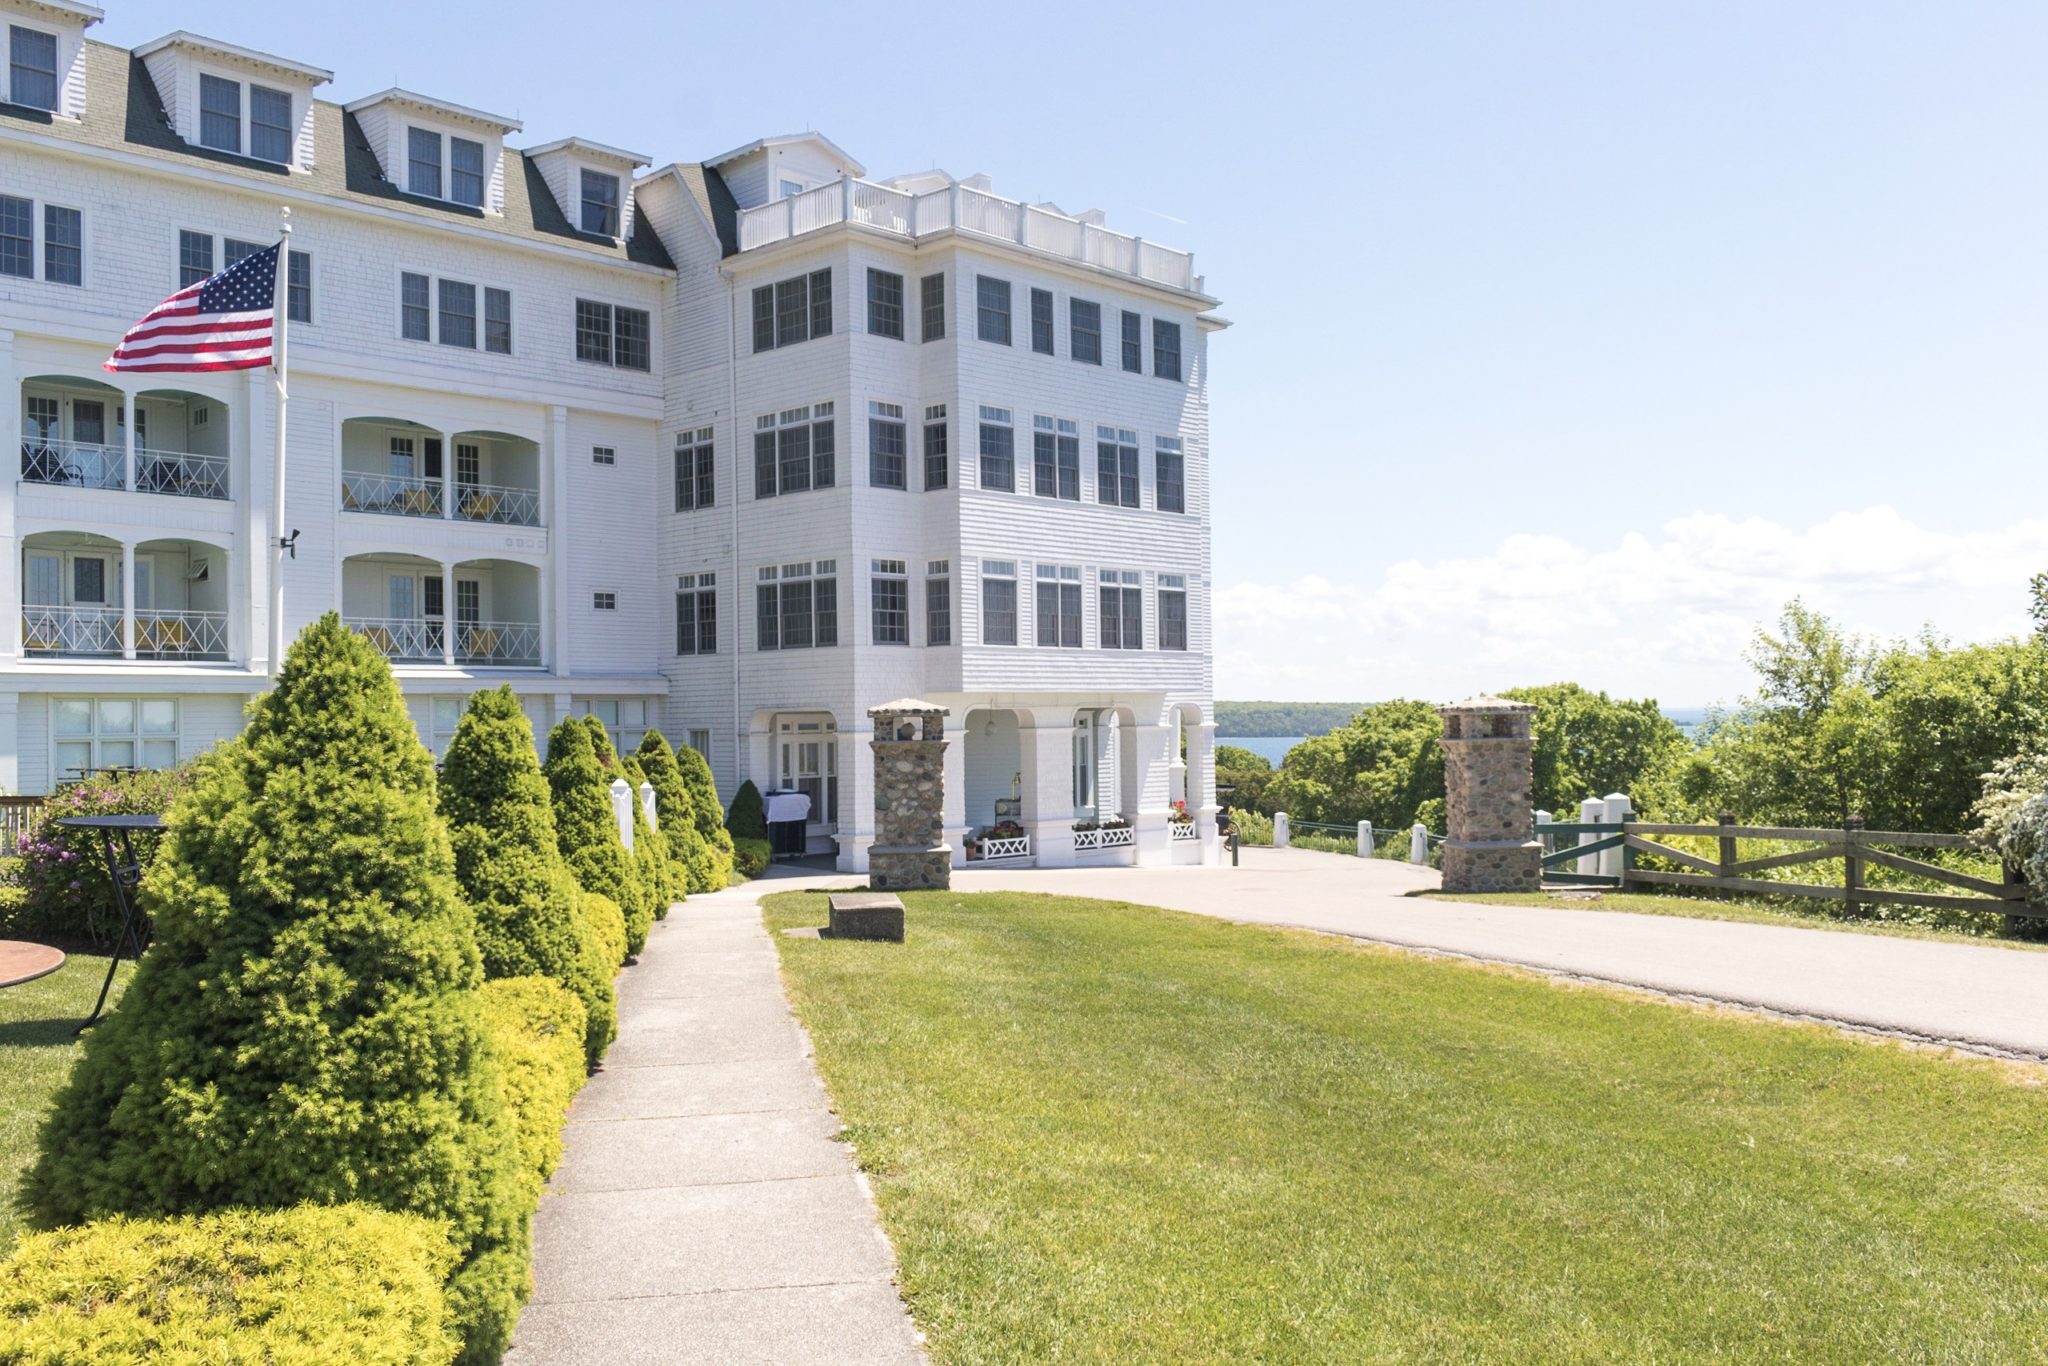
xmin=21 ymin=532 xmax=232 ymax=662
xmin=736 ymin=177 xmax=1202 ymax=294
xmin=343 ymin=553 xmax=543 ymax=669
xmin=20 ymin=380 xmax=232 ymax=501
xmin=341 ymin=419 xmax=541 ymax=527
xmin=341 ymin=469 xmax=443 ymax=518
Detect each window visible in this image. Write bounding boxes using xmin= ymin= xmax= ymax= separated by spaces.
xmin=484 ymin=286 xmax=510 ymax=353
xmin=1030 ymin=287 xmax=1054 ymax=354
xmin=199 ymin=75 xmax=241 ymax=154
xmin=593 ymin=591 xmax=617 ymax=611
xmin=1159 ymin=574 xmax=1188 ymax=651
xmin=0 ymin=195 xmax=27 ymax=278
xmin=1120 ymin=309 xmax=1142 ymax=372
xmin=920 ymin=273 xmax=945 ymax=341
xmin=450 ymin=137 xmax=486 ymax=207
xmin=401 ymin=272 xmax=431 ymax=340
xmin=978 ymin=405 xmax=1014 ymax=492
xmin=51 ymin=698 xmax=179 ymax=780
xmin=687 ymin=728 xmax=712 ymax=756
xmin=753 ymin=268 xmax=832 ymax=352
xmin=976 ymin=275 xmax=1011 ymax=344
xmin=287 ymin=249 xmax=312 ymax=323
xmin=250 ymin=86 xmax=293 ymax=164
xmin=872 ymin=559 xmax=908 ymax=645
xmin=574 ymin=300 xmax=651 ymax=370
xmin=9 ymin=25 xmax=57 ymax=112
xmin=867 ymin=268 xmax=904 ymax=339
xmin=437 ymin=279 xmax=476 ymax=349
xmin=1154 ymin=319 xmax=1183 ymax=381
xmin=674 ymin=427 xmax=714 ymax=510
xmin=41 ymin=205 xmax=77 ymax=285
xmin=406 ymin=126 xmax=443 ymax=197
xmin=1036 ymin=564 xmax=1083 ymax=648
xmin=581 ymin=169 xmax=621 ymax=236
xmin=675 ymin=571 xmax=717 ymax=655
xmin=1097 ymin=426 xmax=1139 ymax=508
xmin=779 ymin=178 xmax=805 ymax=198
xmin=1156 ymin=436 xmax=1185 ymax=513
xmin=1099 ymin=569 xmax=1144 ymax=649
xmin=923 ymin=404 xmax=948 ymax=490
xmin=755 ymin=560 xmax=838 ymax=650
xmin=591 ymin=446 xmax=616 ymax=466
xmin=926 ymin=560 xmax=951 ymax=646
xmin=1032 ymin=416 xmax=1080 ymax=501
xmin=980 ymin=560 xmax=1017 ymax=645
xmin=1070 ymin=299 xmax=1101 ymax=364
xmin=867 ymin=402 xmax=907 ymax=489
xmin=179 ymin=229 xmax=214 ymax=288
xmin=574 ymin=698 xmax=650 ymax=755
xmin=753 ymin=404 xmax=836 ymax=498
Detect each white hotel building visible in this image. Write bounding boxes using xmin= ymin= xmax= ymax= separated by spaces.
xmin=0 ymin=2 xmax=1225 ymax=870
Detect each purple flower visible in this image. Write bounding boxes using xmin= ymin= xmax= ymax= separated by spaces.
xmin=67 ymin=880 xmax=80 ymax=891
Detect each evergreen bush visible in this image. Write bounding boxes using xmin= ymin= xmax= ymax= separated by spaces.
xmin=579 ymin=890 xmax=626 ymax=974
xmin=479 ymin=976 xmax=586 ymax=1216
xmin=732 ymin=836 xmax=772 ymax=880
xmin=440 ymin=686 xmax=616 ymax=1067
xmin=674 ymin=742 xmax=735 ymax=889
xmin=544 ymin=716 xmax=651 ymax=957
xmin=726 ymin=779 xmax=768 ymax=841
xmin=21 ymin=614 xmax=521 ymax=1364
xmin=0 ymin=1205 xmax=458 ymax=1364
xmin=637 ymin=731 xmax=719 ymax=895
xmin=617 ymin=753 xmax=676 ymax=919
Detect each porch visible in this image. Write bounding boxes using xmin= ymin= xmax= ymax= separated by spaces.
xmin=340 ymin=418 xmax=541 ymax=526
xmin=341 ymin=553 xmax=543 ymax=668
xmin=20 ymin=377 xmax=231 ymax=501
xmin=20 ymin=532 xmax=231 ymax=662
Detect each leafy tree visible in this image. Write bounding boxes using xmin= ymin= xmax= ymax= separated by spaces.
xmin=1264 ymin=701 xmax=1443 ymax=831
xmin=545 ymin=716 xmax=650 ymax=957
xmin=1212 ymin=701 xmax=1363 ymax=737
xmin=1216 ymin=744 xmax=1271 ymax=772
xmin=726 ymin=779 xmax=768 ymax=841
xmin=2031 ymin=572 xmax=2048 ymax=639
xmin=674 ymin=742 xmax=735 ymax=889
xmin=22 ymin=614 xmax=520 ymax=1362
xmin=1499 ymin=683 xmax=1691 ymax=817
xmin=439 ymin=686 xmax=615 ymax=1067
xmin=638 ymin=731 xmax=718 ymax=895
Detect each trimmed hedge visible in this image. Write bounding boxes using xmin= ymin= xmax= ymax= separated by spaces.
xmin=21 ymin=615 xmax=521 ymax=1365
xmin=0 ymin=1205 xmax=459 ymax=1364
xmin=617 ymin=754 xmax=677 ymax=919
xmin=480 ymin=976 xmax=586 ymax=1212
xmin=545 ymin=717 xmax=650 ymax=958
xmin=732 ymin=836 xmax=772 ymax=881
xmin=440 ymin=686 xmax=615 ymax=1068
xmin=636 ymin=731 xmax=717 ymax=896
xmin=674 ymin=743 xmax=735 ymax=890
xmin=579 ymin=891 xmax=626 ymax=975
xmin=726 ymin=779 xmax=767 ymax=841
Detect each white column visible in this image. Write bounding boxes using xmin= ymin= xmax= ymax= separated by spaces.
xmin=610 ymin=777 xmax=634 ymax=851
xmin=441 ymin=431 xmax=457 ymax=519
xmin=1575 ymin=797 xmax=1604 ymax=875
xmin=546 ymin=406 xmax=571 ymax=676
xmin=639 ymin=780 xmax=658 ymax=829
xmin=941 ymin=717 xmax=968 ymax=868
xmin=1131 ymin=720 xmax=1174 ymax=864
xmin=122 ymin=390 xmax=136 ymax=491
xmin=1194 ymin=720 xmax=1220 ymax=859
xmin=1599 ymin=792 xmax=1633 ymax=881
xmin=1274 ymin=812 xmax=1291 ymax=849
xmin=840 ymin=717 xmax=876 ymax=874
xmin=1410 ymin=823 xmax=1428 ymax=863
xmin=0 ymin=330 xmax=19 ymax=664
xmin=1356 ymin=820 xmax=1374 ymax=858
xmin=440 ymin=561 xmax=455 ymax=665
xmin=1018 ymin=709 xmax=1075 ymax=867
xmin=119 ymin=539 xmax=136 ymax=661
xmin=1535 ymin=809 xmax=1553 ymax=859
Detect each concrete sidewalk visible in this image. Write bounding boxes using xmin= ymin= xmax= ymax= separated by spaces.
xmin=505 ymin=888 xmax=924 ymax=1365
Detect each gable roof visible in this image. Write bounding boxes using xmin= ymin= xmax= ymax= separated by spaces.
xmin=704 ymin=132 xmax=864 ymax=178
xmin=653 ymin=161 xmax=741 ymax=257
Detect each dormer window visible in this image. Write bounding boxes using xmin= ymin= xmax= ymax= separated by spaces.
xmin=580 ymin=169 xmax=619 ymax=236
xmin=8 ymin=26 xmax=57 ymax=111
xmin=406 ymin=127 xmax=487 ymax=206
xmin=778 ymin=179 xmax=804 ymax=199
xmin=199 ymin=74 xmax=239 ymax=152
xmin=407 ymin=126 xmax=440 ymax=197
xmin=450 ymin=138 xmax=485 ymax=206
xmin=250 ymin=86 xmax=293 ymax=163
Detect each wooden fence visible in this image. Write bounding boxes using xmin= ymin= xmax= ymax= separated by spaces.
xmin=0 ymin=795 xmax=45 ymax=853
xmin=1542 ymin=814 xmax=2037 ymax=924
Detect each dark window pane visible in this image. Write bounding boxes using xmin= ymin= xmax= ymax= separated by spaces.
xmin=775 ymin=276 xmax=807 ymax=346
xmin=1160 ymin=591 xmax=1188 ymax=650
xmin=1121 ymin=310 xmax=1142 ymax=372
xmin=811 ymin=418 xmax=835 ymax=488
xmin=0 ymin=195 xmax=31 ymax=278
xmin=778 ymin=425 xmax=811 ymax=494
xmin=781 ymin=580 xmax=813 ymax=648
xmin=676 ymin=593 xmax=697 ymax=655
xmin=920 ymin=272 xmax=945 ymax=341
xmin=199 ymin=74 xmax=240 ymax=153
xmin=867 ymin=268 xmax=903 ymax=339
xmin=407 ymin=126 xmax=441 ymax=197
xmin=756 ymin=584 xmax=779 ymax=650
xmin=809 ymin=268 xmax=832 ymax=336
xmin=288 ymin=249 xmax=312 ymax=323
xmin=484 ymin=286 xmax=511 ymax=353
xmin=976 ymin=275 xmax=1011 ymax=344
xmin=873 ymin=577 xmax=907 ymax=644
xmin=1154 ymin=319 xmax=1183 ymax=381
xmin=9 ymin=26 xmax=58 ymax=111
xmin=250 ymin=86 xmax=293 ymax=163
xmin=179 ymin=229 xmax=213 ymax=288
xmin=815 ymin=578 xmax=837 ymax=646
xmin=869 ymin=419 xmax=906 ymax=488
xmin=438 ymin=279 xmax=476 ymax=348
xmin=450 ymin=136 xmax=486 ymax=206
xmin=401 ymin=272 xmax=431 ymax=340
xmin=615 ymin=307 xmax=651 ymax=370
xmin=754 ymin=430 xmax=778 ymax=499
xmin=1030 ymin=287 xmax=1054 ymax=354
xmin=1070 ymin=299 xmax=1101 ymax=364
xmin=752 ymin=286 xmax=774 ymax=352
xmin=978 ymin=423 xmax=1013 ymax=491
xmin=923 ymin=420 xmax=947 ymax=490
xmin=581 ymin=169 xmax=620 ymax=236
xmin=982 ymin=578 xmax=1016 ymax=645
xmin=926 ymin=576 xmax=950 ymax=645
xmin=575 ymin=299 xmax=612 ymax=363
xmin=42 ymin=204 xmax=78 ymax=285
xmin=1156 ymin=448 xmax=1185 ymax=512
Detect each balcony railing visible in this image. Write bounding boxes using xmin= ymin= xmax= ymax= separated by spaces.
xmin=22 ymin=605 xmax=122 ymax=656
xmin=137 ymin=448 xmax=229 ymax=501
xmin=341 ymin=471 xmax=443 ymax=518
xmin=456 ymin=620 xmax=542 ymax=667
xmin=345 ymin=616 xmax=444 ymax=662
xmin=21 ymin=439 xmax=124 ymax=491
xmin=134 ymin=608 xmax=229 ymax=660
xmin=454 ymin=482 xmax=540 ymax=527
xmin=737 ymin=178 xmax=1201 ymax=293
xmin=1170 ymin=820 xmax=1199 ymax=841
xmin=1073 ymin=825 xmax=1135 ymax=851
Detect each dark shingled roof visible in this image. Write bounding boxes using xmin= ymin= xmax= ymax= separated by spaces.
xmin=0 ymin=39 xmax=671 ymax=270
xmin=666 ymin=162 xmax=741 ymax=258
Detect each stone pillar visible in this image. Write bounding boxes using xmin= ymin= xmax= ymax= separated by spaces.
xmin=867 ymin=699 xmax=951 ymax=891
xmin=1437 ymin=696 xmax=1541 ymax=893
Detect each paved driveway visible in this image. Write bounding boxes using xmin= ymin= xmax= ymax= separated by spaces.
xmin=765 ymin=847 xmax=2048 ymax=1060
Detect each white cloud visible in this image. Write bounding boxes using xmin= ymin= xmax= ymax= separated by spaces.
xmin=1216 ymin=507 xmax=2048 ymax=705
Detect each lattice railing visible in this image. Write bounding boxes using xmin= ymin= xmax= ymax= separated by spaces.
xmin=137 ymin=448 xmax=229 ymax=500
xmin=1074 ymin=826 xmax=1135 ymax=851
xmin=341 ymin=471 xmax=443 ymax=517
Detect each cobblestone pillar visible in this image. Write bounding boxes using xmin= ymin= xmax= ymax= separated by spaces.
xmin=1438 ymin=697 xmax=1542 ymax=892
xmin=867 ymin=699 xmax=952 ymax=891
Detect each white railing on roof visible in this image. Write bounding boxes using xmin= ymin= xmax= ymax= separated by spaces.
xmin=737 ymin=177 xmax=1198 ymax=293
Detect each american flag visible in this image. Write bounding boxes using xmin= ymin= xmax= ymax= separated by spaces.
xmin=104 ymin=241 xmax=280 ymax=373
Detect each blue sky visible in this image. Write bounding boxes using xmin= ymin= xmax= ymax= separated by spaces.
xmin=133 ymin=2 xmax=2048 ymax=705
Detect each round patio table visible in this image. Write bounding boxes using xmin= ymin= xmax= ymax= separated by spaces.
xmin=0 ymin=940 xmax=63 ymax=988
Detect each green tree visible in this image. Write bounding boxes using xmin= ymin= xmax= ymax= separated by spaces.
xmin=1264 ymin=700 xmax=1444 ymax=831
xmin=638 ymin=730 xmax=718 ymax=895
xmin=545 ymin=716 xmax=651 ymax=957
xmin=726 ymin=778 xmax=768 ymax=840
xmin=674 ymin=742 xmax=735 ymax=889
xmin=439 ymin=686 xmax=616 ymax=1067
xmin=1499 ymin=682 xmax=1691 ymax=817
xmin=1216 ymin=744 xmax=1271 ymax=772
xmin=22 ymin=614 xmax=521 ymax=1362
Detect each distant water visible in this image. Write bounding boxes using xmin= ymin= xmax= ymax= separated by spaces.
xmin=1219 ymin=736 xmax=1306 ymax=766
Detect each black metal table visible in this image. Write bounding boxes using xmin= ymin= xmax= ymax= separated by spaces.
xmin=53 ymin=814 xmax=163 ymax=1033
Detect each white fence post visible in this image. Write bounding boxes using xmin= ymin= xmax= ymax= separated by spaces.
xmin=639 ymin=781 xmax=658 ymax=830
xmin=1535 ymin=809 xmax=1552 ymax=853
xmin=611 ymin=778 xmax=635 ymax=851
xmin=1273 ymin=812 xmax=1290 ymax=849
xmin=1576 ymin=796 xmax=1603 ymax=876
xmin=1410 ymin=823 xmax=1429 ymax=864
xmin=1356 ymin=820 xmax=1374 ymax=858
xmin=1599 ymin=792 xmax=1632 ymax=881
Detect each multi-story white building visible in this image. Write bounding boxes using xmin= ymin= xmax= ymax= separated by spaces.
xmin=0 ymin=2 xmax=1226 ymax=870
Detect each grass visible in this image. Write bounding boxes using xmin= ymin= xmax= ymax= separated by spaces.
xmin=0 ymin=951 xmax=130 ymax=1251
xmin=1419 ymin=887 xmax=2048 ymax=950
xmin=767 ymin=889 xmax=2048 ymax=1364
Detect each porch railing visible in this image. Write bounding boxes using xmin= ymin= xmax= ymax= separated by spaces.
xmin=1169 ymin=820 xmax=1199 ymax=841
xmin=454 ymin=481 xmax=541 ymax=527
xmin=20 ymin=439 xmax=123 ymax=491
xmin=345 ymin=616 xmax=444 ymax=662
xmin=22 ymin=604 xmax=122 ymax=655
xmin=137 ymin=448 xmax=229 ymax=500
xmin=134 ymin=608 xmax=229 ymax=660
xmin=456 ymin=620 xmax=542 ymax=667
xmin=1074 ymin=826 xmax=1134 ymax=851
xmin=341 ymin=471 xmax=443 ymax=518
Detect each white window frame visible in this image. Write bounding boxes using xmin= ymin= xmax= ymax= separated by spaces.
xmin=925 ymin=559 xmax=951 ymax=647
xmin=6 ymin=20 xmax=63 ymax=115
xmin=1158 ymin=573 xmax=1189 ymax=651
xmin=675 ymin=571 xmax=717 ymax=656
xmin=674 ymin=427 xmax=714 ymax=510
xmin=980 ymin=558 xmax=1018 ymax=647
xmin=871 ymin=558 xmax=909 ymax=646
xmin=0 ymin=193 xmax=83 ymax=288
xmin=50 ymin=697 xmax=179 ymax=781
xmin=396 ymin=267 xmax=510 ymax=351
xmin=752 ymin=402 xmax=836 ymax=499
xmin=592 ymin=590 xmax=618 ymax=612
xmin=754 ymin=559 xmax=839 ymax=651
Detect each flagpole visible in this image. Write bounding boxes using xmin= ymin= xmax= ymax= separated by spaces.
xmin=268 ymin=207 xmax=291 ymax=675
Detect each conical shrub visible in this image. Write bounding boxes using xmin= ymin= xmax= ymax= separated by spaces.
xmin=673 ymin=742 xmax=734 ymax=890
xmin=545 ymin=716 xmax=650 ymax=957
xmin=439 ymin=686 xmax=616 ymax=1068
xmin=726 ymin=778 xmax=768 ymax=841
xmin=637 ymin=731 xmax=719 ymax=895
xmin=618 ymin=753 xmax=680 ymax=915
xmin=21 ymin=613 xmax=522 ymax=1363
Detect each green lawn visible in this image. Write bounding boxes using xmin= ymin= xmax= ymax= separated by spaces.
xmin=0 ymin=951 xmax=130 ymax=1251
xmin=766 ymin=890 xmax=2048 ymax=1364
xmin=1418 ymin=887 xmax=2048 ymax=949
